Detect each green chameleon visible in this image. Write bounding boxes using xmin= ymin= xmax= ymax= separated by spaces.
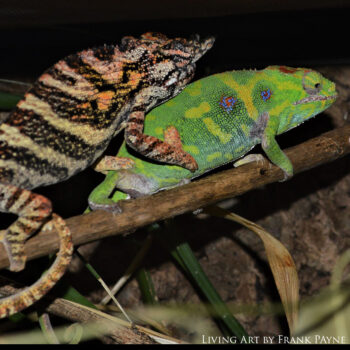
xmin=88 ymin=65 xmax=337 ymax=211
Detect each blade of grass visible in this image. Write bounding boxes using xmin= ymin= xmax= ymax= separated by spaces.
xmin=63 ymin=323 xmax=84 ymax=344
xmin=205 ymin=205 xmax=299 ymax=334
xmin=43 ymin=252 xmax=97 ymax=310
xmin=38 ymin=313 xmax=60 ymax=344
xmin=0 ymin=92 xmax=22 ymax=109
xmin=136 ymin=268 xmax=158 ymax=305
xmin=100 ymin=233 xmax=154 ymax=305
xmin=61 ymin=285 xmax=96 ymax=309
xmin=134 ymin=266 xmax=175 ymax=336
xmin=158 ymin=219 xmax=248 ymax=340
xmin=295 ymin=250 xmax=350 ymax=340
xmin=74 ymin=249 xmax=132 ymax=323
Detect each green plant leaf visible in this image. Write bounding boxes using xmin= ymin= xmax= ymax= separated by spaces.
xmin=159 ymin=219 xmax=248 ymax=340
xmin=0 ymin=92 xmax=22 ymax=110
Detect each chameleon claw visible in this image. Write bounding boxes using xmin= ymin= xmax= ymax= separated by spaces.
xmin=182 ymin=154 xmax=198 ymax=172
xmin=192 ymin=208 xmax=203 ymax=215
xmin=279 ymin=170 xmax=293 ymax=182
xmin=233 ymin=154 xmax=266 ymax=168
xmin=94 ymin=156 xmax=135 ymax=175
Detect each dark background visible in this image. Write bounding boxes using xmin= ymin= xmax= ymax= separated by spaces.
xmin=1 ymin=1 xmax=350 ymax=79
xmin=1 ymin=0 xmax=350 ymax=339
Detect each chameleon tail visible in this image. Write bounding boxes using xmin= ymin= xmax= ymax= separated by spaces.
xmin=0 ymin=214 xmax=73 ymax=318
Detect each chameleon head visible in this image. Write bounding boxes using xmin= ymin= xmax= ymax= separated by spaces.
xmin=264 ymin=66 xmax=337 ymax=134
xmin=117 ymin=32 xmax=214 ymax=111
xmin=148 ymin=32 xmax=215 ymax=92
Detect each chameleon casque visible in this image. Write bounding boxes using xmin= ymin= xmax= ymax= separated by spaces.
xmin=88 ymin=66 xmax=337 ymax=212
xmin=0 ymin=32 xmax=214 ymax=318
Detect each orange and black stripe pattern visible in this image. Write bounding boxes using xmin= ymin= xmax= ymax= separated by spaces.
xmin=0 ymin=32 xmax=214 ymax=318
xmin=0 ymin=32 xmax=214 ymax=188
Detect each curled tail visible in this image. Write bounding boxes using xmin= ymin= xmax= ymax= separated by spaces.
xmin=0 ymin=214 xmax=73 ymax=318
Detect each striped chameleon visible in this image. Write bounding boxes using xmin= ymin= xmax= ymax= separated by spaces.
xmin=0 ymin=32 xmax=214 ymax=318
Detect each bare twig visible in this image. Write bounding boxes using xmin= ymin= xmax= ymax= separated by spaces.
xmin=0 ymin=125 xmax=349 ymax=270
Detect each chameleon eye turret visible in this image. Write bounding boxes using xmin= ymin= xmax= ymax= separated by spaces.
xmin=275 ymin=67 xmax=337 ymax=133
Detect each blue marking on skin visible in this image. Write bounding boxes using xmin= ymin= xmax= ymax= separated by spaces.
xmin=220 ymin=96 xmax=237 ymax=113
xmin=261 ymin=89 xmax=272 ymax=101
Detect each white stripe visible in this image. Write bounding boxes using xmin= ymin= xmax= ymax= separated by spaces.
xmin=38 ymin=73 xmax=97 ymax=99
xmin=0 ymin=124 xmax=88 ymax=178
xmin=0 ymin=159 xmax=59 ymax=189
xmin=17 ymin=93 xmax=118 ymax=146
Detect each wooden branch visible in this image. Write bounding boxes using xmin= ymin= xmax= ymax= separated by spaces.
xmin=1 ymin=125 xmax=350 ymax=270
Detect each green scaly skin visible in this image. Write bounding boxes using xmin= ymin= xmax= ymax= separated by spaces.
xmin=88 ymin=65 xmax=337 ymax=212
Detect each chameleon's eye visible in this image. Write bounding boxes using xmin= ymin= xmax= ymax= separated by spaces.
xmin=305 ymin=81 xmax=322 ymax=95
xmin=303 ymin=71 xmax=323 ymax=95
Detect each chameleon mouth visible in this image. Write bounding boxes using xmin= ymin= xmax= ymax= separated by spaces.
xmin=293 ymin=94 xmax=337 ymax=105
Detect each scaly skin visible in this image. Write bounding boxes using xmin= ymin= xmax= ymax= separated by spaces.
xmin=88 ymin=66 xmax=337 ymax=212
xmin=0 ymin=32 xmax=214 ymax=318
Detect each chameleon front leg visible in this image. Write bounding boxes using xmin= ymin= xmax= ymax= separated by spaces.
xmin=93 ymin=156 xmax=135 ymax=175
xmin=89 ymin=154 xmax=137 ymax=211
xmin=0 ymin=183 xmax=73 ymax=318
xmin=124 ymin=110 xmax=198 ymax=172
xmin=261 ymin=112 xmax=293 ymax=180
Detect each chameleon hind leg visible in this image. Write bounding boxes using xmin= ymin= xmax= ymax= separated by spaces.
xmin=0 ymin=183 xmax=73 ymax=317
xmin=94 ymin=156 xmax=135 ymax=175
xmin=89 ymin=154 xmax=137 ymax=213
xmin=88 ymin=171 xmax=125 ymax=213
xmin=88 ymin=125 xmax=188 ymax=213
xmin=124 ymin=110 xmax=198 ymax=172
xmin=233 ymin=154 xmax=266 ymax=168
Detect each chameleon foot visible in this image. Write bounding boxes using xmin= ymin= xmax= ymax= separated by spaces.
xmin=234 ymin=154 xmax=293 ymax=181
xmin=94 ymin=156 xmax=135 ymax=175
xmin=125 ymin=111 xmax=198 ymax=172
xmin=88 ymin=171 xmax=125 ymax=213
xmin=280 ymin=170 xmax=293 ymax=182
xmin=234 ymin=154 xmax=266 ymax=168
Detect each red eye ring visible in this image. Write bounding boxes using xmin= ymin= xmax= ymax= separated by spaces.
xmin=279 ymin=66 xmax=297 ymax=74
